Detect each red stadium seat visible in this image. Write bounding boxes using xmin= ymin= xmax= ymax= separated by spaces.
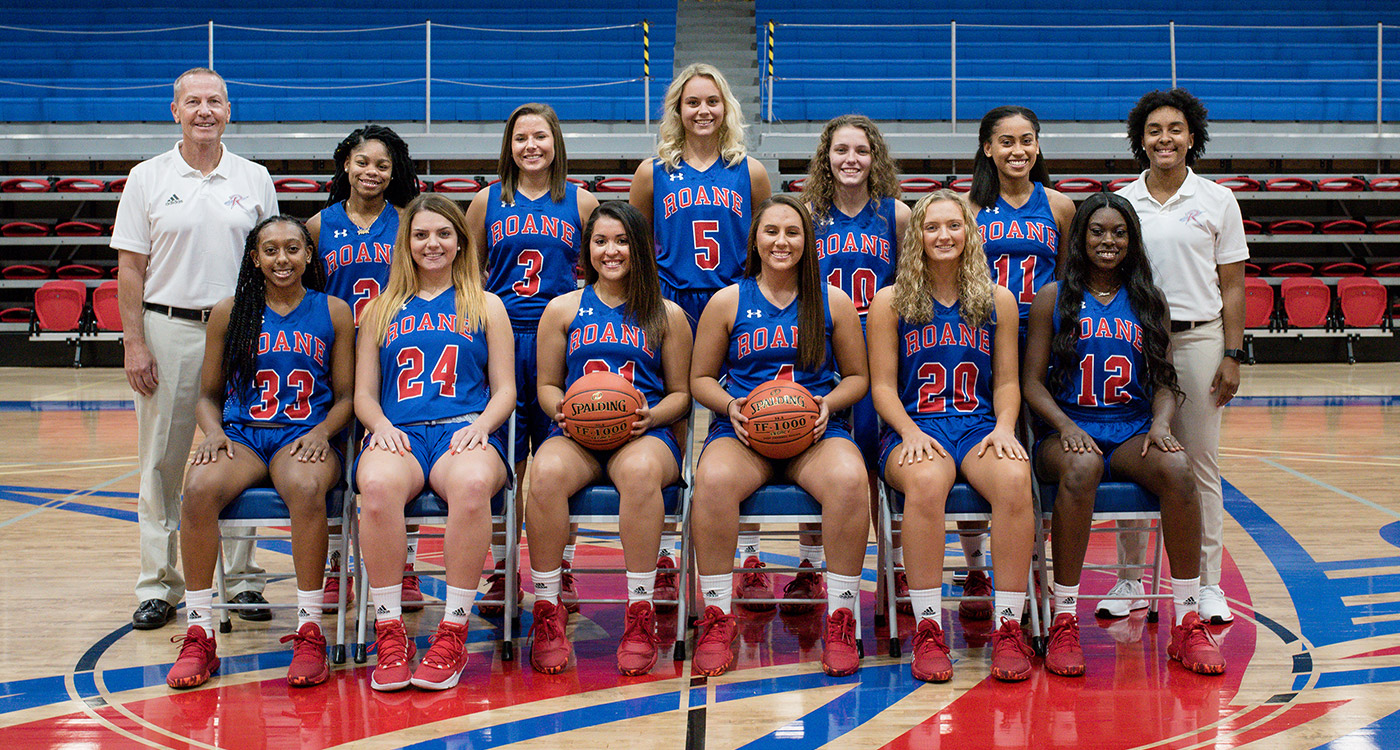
xmin=1268 ymin=220 xmax=1315 ymax=235
xmin=33 ymin=280 xmax=86 ymax=332
xmin=1054 ymin=178 xmax=1102 ymax=193
xmin=1107 ymin=177 xmax=1137 ymax=192
xmin=1243 ymin=277 xmax=1275 ymax=328
xmin=1320 ymin=262 xmax=1368 ymax=277
xmin=110 ymin=265 xmax=121 ymax=278
xmin=92 ymin=280 xmax=122 ymax=332
xmin=56 ymin=264 xmax=104 ymax=280
xmin=54 ymin=221 xmax=104 ymax=237
xmin=1370 ymin=261 xmax=1400 ymax=276
xmin=1368 ymin=177 xmax=1400 ymax=192
xmin=1337 ymin=277 xmax=1387 ymax=328
xmin=54 ymin=178 xmax=106 ymax=193
xmin=108 ymin=178 xmax=127 ymax=193
xmin=1214 ymin=176 xmax=1260 ymax=192
xmin=566 ymin=177 xmax=592 ymax=190
xmin=2 ymin=264 xmax=50 ymax=280
xmin=594 ymin=176 xmax=633 ymax=193
xmin=899 ymin=177 xmax=942 ymax=193
xmin=1371 ymin=220 xmax=1400 ymax=234
xmin=1244 ymin=262 xmax=1262 ymax=276
xmin=2 ymin=177 xmax=51 ymax=193
xmin=1280 ymin=277 xmax=1331 ymax=328
xmin=274 ymin=178 xmax=322 ymax=193
xmin=0 ymin=307 xmax=32 ymax=324
xmin=1265 ymin=177 xmax=1314 ymax=192
xmin=432 ymin=177 xmax=480 ymax=193
xmin=1 ymin=221 xmax=51 ymax=237
xmin=1268 ymin=262 xmax=1315 ymax=277
xmin=1242 ymin=220 xmax=1263 ymax=234
xmin=1320 ymin=219 xmax=1367 ymax=234
xmin=1317 ymin=177 xmax=1367 ymax=192
xmin=417 ymin=179 xmax=432 ymax=193
xmin=947 ymin=177 xmax=972 ymax=193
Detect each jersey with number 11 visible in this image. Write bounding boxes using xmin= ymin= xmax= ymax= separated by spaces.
xmin=484 ymin=181 xmax=583 ymax=328
xmin=977 ymin=181 xmax=1059 ymax=320
xmin=378 ymin=292 xmax=491 ymax=424
xmin=653 ymin=157 xmax=751 ymax=291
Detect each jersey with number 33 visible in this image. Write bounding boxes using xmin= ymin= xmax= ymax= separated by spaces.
xmin=223 ymin=290 xmax=336 ymax=426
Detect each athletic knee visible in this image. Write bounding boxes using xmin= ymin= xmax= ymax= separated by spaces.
xmin=1059 ymin=454 xmax=1104 ymax=497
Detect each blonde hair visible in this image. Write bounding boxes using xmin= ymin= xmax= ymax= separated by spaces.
xmin=893 ymin=191 xmax=995 ymax=328
xmin=657 ymin=63 xmax=747 ymax=171
xmin=361 ymin=194 xmax=488 ymax=344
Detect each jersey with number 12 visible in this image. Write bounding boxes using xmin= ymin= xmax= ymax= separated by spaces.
xmin=1053 ymin=287 xmax=1152 ymax=425
xmin=484 ymin=181 xmax=583 ymax=328
xmin=653 ymin=157 xmax=751 ymax=291
xmin=378 ymin=292 xmax=491 ymax=424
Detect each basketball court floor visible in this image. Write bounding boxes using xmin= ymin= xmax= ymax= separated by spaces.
xmin=0 ymin=362 xmax=1396 ymax=748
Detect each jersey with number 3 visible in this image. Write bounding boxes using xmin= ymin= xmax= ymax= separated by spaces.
xmin=977 ymin=181 xmax=1059 ymax=320
xmin=378 ymin=292 xmax=491 ymax=424
xmin=722 ymin=278 xmax=836 ymax=399
xmin=653 ymin=157 xmax=751 ymax=291
xmin=223 ymin=290 xmax=336 ymax=426
xmin=565 ymin=285 xmax=665 ymax=407
xmin=319 ymin=201 xmax=397 ymax=326
xmin=1053 ymin=288 xmax=1151 ymax=425
xmin=896 ymin=299 xmax=995 ymax=419
xmin=484 ymin=181 xmax=583 ymax=328
xmin=815 ymin=198 xmax=897 ymax=317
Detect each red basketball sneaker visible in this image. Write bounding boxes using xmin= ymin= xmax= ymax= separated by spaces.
xmin=529 ymin=600 xmax=572 ymax=674
xmin=478 ymin=559 xmax=521 ymax=617
xmin=821 ymin=607 xmax=861 ymax=677
xmin=370 ymin=619 xmax=417 ymax=692
xmin=910 ymin=618 xmax=953 ymax=683
xmin=780 ymin=560 xmax=825 ymax=615
xmin=281 ymin=621 xmax=330 ymax=687
xmin=401 ymin=563 xmax=424 ymax=613
xmin=990 ymin=618 xmax=1035 ymax=682
xmin=1045 ymin=613 xmax=1085 ymax=677
xmin=959 ymin=570 xmax=994 ymax=620
xmin=412 ymin=620 xmax=470 ymax=689
xmin=616 ymin=600 xmax=659 ymax=676
xmin=654 ymin=555 xmax=679 ymax=612
xmin=166 ymin=626 xmax=219 ymax=689
xmin=321 ymin=564 xmax=353 ymax=613
xmin=736 ymin=556 xmax=774 ymax=611
xmin=692 ymin=605 xmax=739 ymax=676
xmin=1168 ymin=611 xmax=1227 ymax=675
xmin=560 ymin=560 xmax=581 ymax=614
xmin=895 ymin=570 xmax=913 ymax=615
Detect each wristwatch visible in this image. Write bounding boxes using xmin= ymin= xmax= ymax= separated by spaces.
xmin=1222 ymin=348 xmax=1246 ymax=362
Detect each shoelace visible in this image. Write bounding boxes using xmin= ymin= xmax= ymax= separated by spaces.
xmin=422 ymin=624 xmax=466 ymax=668
xmin=371 ymin=623 xmax=410 ymax=664
xmin=782 ymin=571 xmax=821 ymax=597
xmin=913 ymin=622 xmax=949 ymax=654
xmin=696 ymin=609 xmax=736 ymax=644
xmin=280 ymin=627 xmax=327 ymax=653
xmin=171 ymin=630 xmax=215 ymax=658
xmin=622 ymin=605 xmax=657 ymax=645
xmin=533 ymin=606 xmax=564 ymax=641
xmin=1049 ymin=616 xmax=1079 ymax=649
xmin=742 ymin=560 xmax=769 ymax=589
xmin=1181 ymin=618 xmax=1220 ymax=649
xmin=994 ymin=622 xmax=1035 ymax=659
xmin=964 ymin=573 xmax=993 ymax=596
xmin=826 ymin=611 xmax=856 ymax=645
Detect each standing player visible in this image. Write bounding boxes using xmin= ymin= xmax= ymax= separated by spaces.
xmin=1022 ymin=192 xmax=1225 ymax=676
xmin=525 ymin=202 xmax=692 ymax=676
xmin=356 ymin=195 xmax=515 ymax=692
xmin=306 ymin=124 xmax=421 ymax=613
xmin=799 ymin=114 xmax=909 ymax=613
xmin=629 ymin=63 xmax=772 ymax=607
xmin=467 ymin=103 xmax=599 ymax=616
xmin=688 ymin=195 xmax=870 ymax=678
xmin=867 ymin=191 xmax=1036 ymax=683
xmin=165 ymin=216 xmax=354 ymax=689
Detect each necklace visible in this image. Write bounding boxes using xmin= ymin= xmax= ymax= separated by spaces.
xmin=1089 ymin=285 xmax=1119 ymax=298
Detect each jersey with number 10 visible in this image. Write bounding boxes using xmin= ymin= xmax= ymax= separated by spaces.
xmin=378 ymin=292 xmax=491 ymax=424
xmin=815 ymin=198 xmax=898 ymax=317
xmin=653 ymin=157 xmax=752 ymax=291
xmin=1053 ymin=288 xmax=1152 ymax=425
xmin=484 ymin=181 xmax=583 ymax=328
xmin=565 ymin=285 xmax=666 ymax=408
xmin=977 ymin=181 xmax=1059 ymax=319
xmin=722 ymin=278 xmax=836 ymax=399
xmin=223 ymin=290 xmax=336 ymax=426
xmin=895 ymin=300 xmax=995 ymax=419
xmin=319 ymin=201 xmax=398 ymax=326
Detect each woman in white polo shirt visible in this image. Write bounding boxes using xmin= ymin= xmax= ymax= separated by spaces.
xmin=1109 ymin=89 xmax=1248 ymax=625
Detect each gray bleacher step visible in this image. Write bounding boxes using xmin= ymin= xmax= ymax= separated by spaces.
xmin=672 ymin=0 xmax=760 ymax=120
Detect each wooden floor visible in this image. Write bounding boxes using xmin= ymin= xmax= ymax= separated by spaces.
xmin=0 ymin=363 xmax=1398 ymax=749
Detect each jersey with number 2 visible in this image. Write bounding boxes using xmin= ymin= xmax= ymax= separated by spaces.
xmin=319 ymin=201 xmax=397 ymax=326
xmin=378 ymin=292 xmax=491 ymax=424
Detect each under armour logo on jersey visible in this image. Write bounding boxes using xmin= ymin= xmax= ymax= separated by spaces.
xmin=333 ymin=228 xmax=348 ymax=239
xmin=165 ymin=194 xmax=182 ymax=206
xmin=578 ymin=307 xmax=594 ymax=316
xmin=920 ymin=606 xmax=939 ymax=618
xmin=669 ymin=171 xmax=685 ymax=181
xmin=450 ymin=607 xmax=468 ymax=618
xmin=986 ymin=205 xmax=1000 ymax=214
xmin=632 ymin=585 xmax=648 ymax=595
xmin=746 ymin=309 xmax=763 ymax=318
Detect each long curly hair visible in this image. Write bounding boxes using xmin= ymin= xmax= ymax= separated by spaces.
xmin=800 ymin=114 xmax=901 ymax=226
xmin=892 ymin=191 xmax=995 ymax=328
xmin=1050 ymin=192 xmax=1180 ymax=400
xmin=969 ymin=105 xmax=1053 ymax=211
xmin=323 ymin=124 xmax=419 ymax=209
xmin=360 ymin=195 xmax=488 ymax=345
xmin=497 ymin=102 xmax=568 ymax=205
xmin=223 ymin=216 xmax=324 ymax=394
xmin=580 ymin=201 xmax=668 ymax=344
xmin=656 ymin=63 xmax=747 ymax=171
xmin=743 ymin=195 xmax=825 ymax=371
xmin=1126 ymin=88 xmax=1210 ymax=168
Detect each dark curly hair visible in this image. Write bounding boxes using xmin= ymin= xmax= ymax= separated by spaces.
xmin=580 ymin=201 xmax=668 ymax=343
xmin=324 ymin=124 xmax=419 ymax=209
xmin=970 ymin=105 xmax=1053 ymax=211
xmin=1049 ymin=193 xmax=1179 ymax=401
xmin=1126 ymin=88 xmax=1210 ymax=168
xmin=223 ymin=216 xmax=325 ymax=395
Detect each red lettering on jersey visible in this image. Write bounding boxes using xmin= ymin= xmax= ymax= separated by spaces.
xmin=257 ymin=332 xmax=270 ymax=354
xmin=293 ymin=331 xmax=314 ymax=357
xmin=355 ymin=243 xmax=373 ymax=263
xmin=322 ymin=250 xmax=339 ymax=274
xmin=490 ymin=221 xmax=504 ymax=244
xmin=314 ymin=338 xmax=325 ymax=366
xmin=1096 ymin=318 xmax=1113 ymax=338
xmin=1027 ymin=222 xmax=1045 ymax=245
xmin=904 ymin=330 xmax=920 ymax=356
xmin=939 ymin=323 xmax=957 ymax=346
xmin=582 ymin=323 xmax=598 ymax=345
xmin=600 ymin=322 xmax=619 ymax=344
xmin=560 ymin=221 xmax=575 ymax=246
xmin=771 ymin=325 xmax=789 ymax=350
xmin=568 ymin=328 xmax=581 ymax=353
xmin=386 ymin=320 xmax=400 ymax=344
xmin=677 ymin=188 xmax=693 ymax=209
xmin=272 ymin=331 xmax=291 ymax=352
xmin=731 ymin=192 xmax=744 ymax=217
xmin=504 ymin=214 xmax=519 ymax=236
xmin=693 ymin=186 xmax=712 ymax=206
xmin=921 ymin=325 xmax=938 ymax=349
xmin=375 ymin=242 xmax=393 ymax=264
xmin=714 ymin=187 xmax=732 ymax=210
xmin=1115 ymin=319 xmax=1133 ymax=342
xmin=958 ymin=323 xmax=976 ymax=348
xmin=437 ymin=313 xmax=455 ymax=332
xmin=987 ymin=222 xmax=1004 ymax=242
xmin=752 ymin=327 xmax=769 ymax=350
xmin=737 ymin=331 xmax=751 ymax=358
xmin=663 ymin=194 xmax=677 ymax=218
xmin=843 ymin=235 xmax=858 ymax=254
xmin=338 ymin=246 xmax=353 ymax=267
xmin=1080 ymin=317 xmax=1093 ymax=339
xmin=522 ymin=213 xmax=538 ymax=235
xmin=1006 ymin=222 xmax=1024 ymax=240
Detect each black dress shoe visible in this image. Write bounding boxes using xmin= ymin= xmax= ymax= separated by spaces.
xmin=230 ymin=591 xmax=273 ymax=621
xmin=132 ymin=599 xmax=176 ymax=630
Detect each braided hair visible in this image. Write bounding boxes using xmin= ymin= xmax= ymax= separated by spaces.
xmin=222 ymin=216 xmax=325 ymax=394
xmin=324 ymin=125 xmax=419 ymax=209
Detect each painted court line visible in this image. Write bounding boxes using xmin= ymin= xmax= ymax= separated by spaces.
xmin=1257 ymin=458 xmax=1400 ymax=521
xmin=0 ymin=468 xmax=140 ymax=530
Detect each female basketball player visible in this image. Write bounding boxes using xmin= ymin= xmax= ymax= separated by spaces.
xmin=1023 ymin=192 xmax=1225 ymax=677
xmin=166 ymin=216 xmax=354 ymax=689
xmin=356 ymin=194 xmax=515 ymax=692
xmin=688 ymin=195 xmax=870 ymax=678
xmin=867 ymin=190 xmax=1035 ymax=683
xmin=629 ymin=64 xmax=772 ymax=607
xmin=306 ymin=124 xmax=421 ymax=612
xmin=525 ymin=201 xmax=692 ymax=676
xmin=466 ymin=103 xmax=599 ymax=616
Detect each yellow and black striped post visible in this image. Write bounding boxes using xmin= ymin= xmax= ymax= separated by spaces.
xmin=766 ymin=20 xmax=775 ymax=122
xmin=643 ymin=20 xmax=651 ymax=129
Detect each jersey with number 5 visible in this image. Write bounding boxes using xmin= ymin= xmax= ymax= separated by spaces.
xmin=977 ymin=181 xmax=1059 ymax=321
xmin=815 ymin=198 xmax=898 ymax=317
xmin=653 ymin=157 xmax=751 ymax=292
xmin=484 ymin=181 xmax=583 ymax=328
xmin=896 ymin=299 xmax=995 ymax=419
xmin=319 ymin=200 xmax=397 ymax=327
xmin=223 ymin=290 xmax=336 ymax=426
xmin=565 ymin=285 xmax=665 ymax=407
xmin=378 ymin=291 xmax=492 ymax=424
xmin=1052 ymin=287 xmax=1152 ymax=425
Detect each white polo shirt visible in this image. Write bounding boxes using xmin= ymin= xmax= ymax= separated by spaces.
xmin=1118 ymin=169 xmax=1250 ymax=323
xmin=112 ymin=143 xmax=278 ymax=309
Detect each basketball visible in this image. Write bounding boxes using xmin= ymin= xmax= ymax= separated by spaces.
xmin=742 ymin=380 xmax=820 ymax=459
xmin=561 ymin=370 xmax=644 ymax=451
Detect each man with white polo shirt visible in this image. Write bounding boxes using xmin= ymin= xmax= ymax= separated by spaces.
xmin=113 ymin=68 xmax=279 ymax=629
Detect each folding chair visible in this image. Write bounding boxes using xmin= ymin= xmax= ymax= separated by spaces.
xmin=91 ymin=280 xmax=122 ymax=332
xmin=1280 ymin=277 xmax=1333 ymax=329
xmin=1338 ymin=276 xmax=1391 ymax=363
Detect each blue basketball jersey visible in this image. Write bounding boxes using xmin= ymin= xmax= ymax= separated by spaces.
xmin=653 ymin=158 xmax=752 ymax=292
xmin=484 ymin=181 xmax=584 ymax=329
xmin=721 ymin=278 xmax=837 ymax=399
xmin=318 ymin=201 xmax=397 ymax=326
xmin=814 ymin=198 xmax=898 ymax=317
xmin=977 ymin=182 xmax=1059 ymax=318
xmin=894 ymin=300 xmax=996 ymax=419
xmin=378 ymin=292 xmax=492 ymax=424
xmin=1052 ymin=288 xmax=1153 ymax=425
xmin=565 ymin=285 xmax=666 ymax=408
xmin=223 ymin=290 xmax=337 ymax=426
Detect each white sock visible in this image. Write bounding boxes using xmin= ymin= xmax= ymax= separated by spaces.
xmin=798 ymin=543 xmax=824 ymax=567
xmin=627 ymin=569 xmax=657 ymax=603
xmin=699 ymin=573 xmax=733 ymax=614
xmin=826 ymin=572 xmax=861 ymax=614
xmin=186 ymin=588 xmax=214 ymax=637
xmin=296 ymin=588 xmax=320 ymax=628
xmin=910 ymin=587 xmax=942 ymax=622
xmin=1052 ymin=582 xmax=1079 ymax=617
xmin=961 ymin=532 xmax=987 ymax=567
xmin=893 ymin=545 xmax=904 ymax=567
xmin=444 ymin=584 xmax=477 ymax=624
xmin=993 ymin=590 xmax=1024 ymax=624
xmin=658 ymin=534 xmax=679 ymax=561
xmin=491 ymin=543 xmax=507 ymax=567
xmin=563 ymin=544 xmax=576 ymax=565
xmin=737 ymin=532 xmax=761 ymax=560
xmin=1172 ymin=576 xmax=1201 ymax=626
xmin=405 ymin=540 xmax=418 ymax=567
xmin=532 ymin=566 xmax=561 ymax=605
xmin=371 ymin=583 xmax=402 ymax=622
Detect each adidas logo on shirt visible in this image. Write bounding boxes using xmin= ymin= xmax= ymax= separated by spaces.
xmin=451 ymin=607 xmax=468 ymax=618
xmin=165 ymin=194 xmax=182 ymax=206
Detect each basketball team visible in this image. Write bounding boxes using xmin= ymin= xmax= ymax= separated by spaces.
xmin=117 ymin=62 xmax=1245 ymax=694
